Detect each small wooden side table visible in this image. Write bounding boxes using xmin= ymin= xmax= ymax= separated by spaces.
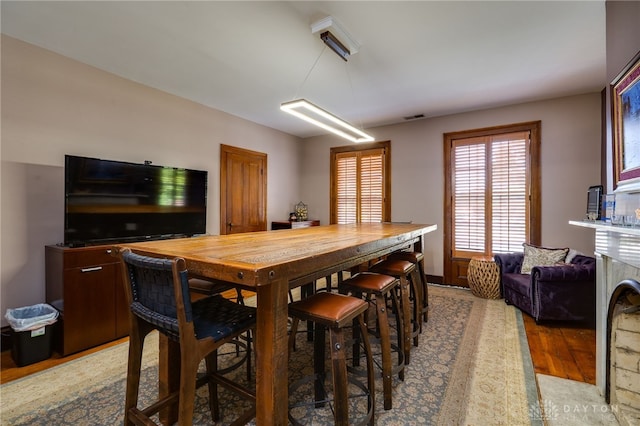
xmin=271 ymin=220 xmax=320 ymax=230
xmin=467 ymin=256 xmax=501 ymax=299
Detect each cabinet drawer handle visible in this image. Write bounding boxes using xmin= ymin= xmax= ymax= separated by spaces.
xmin=81 ymin=266 xmax=103 ymax=273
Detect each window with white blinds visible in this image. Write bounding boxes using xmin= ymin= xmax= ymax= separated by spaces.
xmin=336 ymin=154 xmax=358 ymax=223
xmin=452 ymin=131 xmax=530 ymax=256
xmin=491 ymin=135 xmax=528 ymax=253
xmin=453 ymin=141 xmax=487 ymax=253
xmin=331 ymin=142 xmax=390 ymax=224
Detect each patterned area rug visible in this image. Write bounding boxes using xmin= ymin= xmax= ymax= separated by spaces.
xmin=0 ymin=285 xmax=540 ymax=425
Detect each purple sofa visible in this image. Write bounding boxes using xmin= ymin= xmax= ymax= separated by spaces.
xmin=493 ymin=253 xmax=596 ymax=324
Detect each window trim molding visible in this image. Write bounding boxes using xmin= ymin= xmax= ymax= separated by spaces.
xmin=330 ymin=140 xmax=391 ymax=224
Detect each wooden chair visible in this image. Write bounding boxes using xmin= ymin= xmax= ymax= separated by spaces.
xmin=118 ymin=248 xmax=256 ymax=426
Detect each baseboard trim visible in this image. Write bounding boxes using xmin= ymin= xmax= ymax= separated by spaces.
xmin=427 ymin=274 xmax=443 ymax=284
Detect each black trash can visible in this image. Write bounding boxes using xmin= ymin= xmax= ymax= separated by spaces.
xmin=5 ymin=304 xmax=59 ymax=367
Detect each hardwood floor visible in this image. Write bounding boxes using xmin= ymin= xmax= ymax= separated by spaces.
xmin=522 ymin=314 xmax=596 ymax=385
xmin=1 ymin=307 xmax=597 ymax=386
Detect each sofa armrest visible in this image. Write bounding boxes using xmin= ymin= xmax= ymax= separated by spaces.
xmin=532 ymin=263 xmax=595 ymax=283
xmin=570 ymin=254 xmax=596 ymax=268
xmin=531 ymin=262 xmax=596 ymax=323
xmin=494 ymin=253 xmax=524 ymax=274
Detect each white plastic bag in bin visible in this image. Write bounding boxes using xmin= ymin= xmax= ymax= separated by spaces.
xmin=5 ymin=303 xmax=59 ymax=332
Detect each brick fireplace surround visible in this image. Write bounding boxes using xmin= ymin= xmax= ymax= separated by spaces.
xmin=571 ymin=221 xmax=640 ymax=425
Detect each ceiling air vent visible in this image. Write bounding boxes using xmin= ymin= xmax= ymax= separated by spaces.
xmin=403 ymin=114 xmax=425 ymax=121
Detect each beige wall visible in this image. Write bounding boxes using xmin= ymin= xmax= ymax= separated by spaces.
xmin=300 ymin=93 xmax=602 ymax=278
xmin=1 ymin=36 xmax=302 ymax=324
xmin=0 ymin=32 xmax=605 ymax=327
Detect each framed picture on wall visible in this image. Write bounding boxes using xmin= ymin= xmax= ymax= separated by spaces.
xmin=612 ymin=50 xmax=640 ymax=189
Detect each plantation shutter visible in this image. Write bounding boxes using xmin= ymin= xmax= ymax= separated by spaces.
xmin=333 ymin=146 xmax=388 ymax=224
xmin=452 ymin=131 xmax=529 ymax=256
xmin=491 ymin=133 xmax=529 ymax=252
xmin=453 ymin=139 xmax=487 ymax=254
xmin=336 ymin=153 xmax=358 ymax=224
xmin=360 ymin=151 xmax=384 ymax=223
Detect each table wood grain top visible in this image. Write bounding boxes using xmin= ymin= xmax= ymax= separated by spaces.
xmin=120 ymin=222 xmax=437 ymax=425
xmin=116 ymin=223 xmax=436 ymax=287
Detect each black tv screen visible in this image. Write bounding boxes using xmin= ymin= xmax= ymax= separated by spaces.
xmin=64 ymin=155 xmax=207 ymax=245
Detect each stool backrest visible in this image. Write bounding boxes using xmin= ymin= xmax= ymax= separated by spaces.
xmin=119 ymin=248 xmax=192 ymax=340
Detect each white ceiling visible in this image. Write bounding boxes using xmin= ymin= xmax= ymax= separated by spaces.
xmin=1 ymin=1 xmax=607 ymax=139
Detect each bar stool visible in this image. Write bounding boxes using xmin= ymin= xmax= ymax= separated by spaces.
xmin=388 ymin=250 xmax=429 ymax=322
xmin=288 ymin=292 xmax=375 ymax=426
xmin=339 ymin=272 xmax=405 ymax=410
xmin=188 ymin=276 xmax=252 ymax=378
xmin=369 ymin=259 xmax=423 ymax=364
xmin=290 ymin=272 xmax=349 ymax=347
xmin=118 ymin=249 xmax=256 ymax=426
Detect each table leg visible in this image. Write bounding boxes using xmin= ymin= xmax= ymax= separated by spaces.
xmin=255 ymin=278 xmax=290 ymax=425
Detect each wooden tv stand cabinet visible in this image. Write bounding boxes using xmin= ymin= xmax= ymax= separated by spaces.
xmin=45 ymin=244 xmax=129 ymax=356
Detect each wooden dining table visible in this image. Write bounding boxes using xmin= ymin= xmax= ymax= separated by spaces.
xmin=117 ymin=222 xmax=437 ymax=425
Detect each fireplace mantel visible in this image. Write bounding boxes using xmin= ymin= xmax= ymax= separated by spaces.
xmin=569 ymin=220 xmax=640 ymax=239
xmin=570 ymin=220 xmax=640 ymax=400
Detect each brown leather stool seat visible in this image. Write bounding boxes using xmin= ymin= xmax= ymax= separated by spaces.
xmin=290 ymin=272 xmax=349 ymax=347
xmin=369 ymin=259 xmax=423 ymax=364
xmin=288 ymin=292 xmax=375 ymax=426
xmin=339 ymin=272 xmax=405 ymax=410
xmin=388 ymin=250 xmax=429 ymax=322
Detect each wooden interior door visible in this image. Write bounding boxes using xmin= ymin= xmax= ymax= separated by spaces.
xmin=220 ymin=144 xmax=267 ymax=234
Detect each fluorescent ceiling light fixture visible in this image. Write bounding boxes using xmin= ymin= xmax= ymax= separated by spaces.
xmin=281 ymin=99 xmax=374 ymax=143
xmin=321 ymin=31 xmax=350 ymax=61
xmin=311 ymin=16 xmax=359 ymax=56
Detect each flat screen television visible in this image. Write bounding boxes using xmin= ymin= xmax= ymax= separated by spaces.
xmin=64 ymin=155 xmax=207 ymax=246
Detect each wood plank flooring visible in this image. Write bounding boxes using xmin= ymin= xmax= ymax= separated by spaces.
xmin=1 ymin=307 xmax=596 ymax=386
xmin=522 ymin=314 xmax=596 ymax=385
